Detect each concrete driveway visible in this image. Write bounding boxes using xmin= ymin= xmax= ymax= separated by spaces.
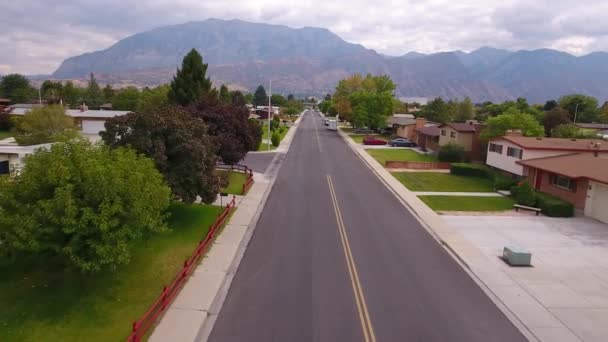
xmin=444 ymin=215 xmax=608 ymax=342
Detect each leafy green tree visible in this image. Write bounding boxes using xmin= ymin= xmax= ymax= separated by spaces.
xmin=349 ymin=90 xmax=393 ymax=129
xmin=244 ymin=93 xmax=254 ymax=104
xmin=40 ymin=80 xmax=64 ymax=104
xmin=319 ymin=100 xmax=331 ymax=114
xmin=454 ymin=97 xmax=474 ymax=122
xmin=13 ymin=105 xmax=79 ymax=145
xmin=219 ymin=85 xmax=231 ymax=103
xmin=137 ymin=85 xmax=169 ymax=112
xmin=84 ymin=73 xmax=103 ymax=108
xmin=419 ymin=97 xmax=451 ymax=123
xmin=62 ymin=81 xmax=82 ymax=108
xmin=552 ymin=123 xmax=595 ymax=138
xmin=481 ymin=108 xmax=544 ymax=140
xmin=271 ymin=94 xmax=287 ymax=107
xmin=188 ymin=95 xmax=262 ymax=164
xmin=0 ymin=74 xmax=35 ymax=103
xmin=271 ymin=131 xmax=280 ymax=147
xmin=102 ymin=84 xmax=115 ymax=102
xmin=112 ymin=86 xmax=141 ymax=111
xmin=230 ymin=91 xmax=246 ymax=106
xmin=543 ymin=107 xmax=570 ymax=136
xmin=253 ymin=85 xmax=267 ymax=107
xmin=101 ymin=105 xmax=220 ymax=204
xmin=558 ymin=94 xmax=599 ymax=123
xmin=600 ymin=102 xmax=608 ymax=123
xmin=392 ymin=99 xmax=409 ymax=114
xmin=0 ymin=140 xmax=171 ymax=273
xmin=543 ymin=100 xmax=558 ymax=111
xmin=168 ymin=49 xmax=212 ymax=105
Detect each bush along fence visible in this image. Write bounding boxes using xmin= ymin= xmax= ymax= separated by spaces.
xmin=126 ymin=195 xmax=237 ymax=342
xmin=216 ymin=163 xmax=255 ymax=194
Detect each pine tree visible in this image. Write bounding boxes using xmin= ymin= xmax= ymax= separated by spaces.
xmin=85 ymin=73 xmax=103 ymax=108
xmin=219 ymin=85 xmax=231 ymax=103
xmin=253 ymin=85 xmax=267 ymax=108
xmin=168 ymin=49 xmax=212 ymax=106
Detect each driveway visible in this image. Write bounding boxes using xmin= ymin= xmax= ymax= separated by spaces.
xmin=444 ymin=215 xmax=608 ymax=342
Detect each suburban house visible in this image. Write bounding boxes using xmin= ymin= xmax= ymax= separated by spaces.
xmin=517 ymin=153 xmax=608 ymax=224
xmin=254 ymin=106 xmax=280 ymax=119
xmin=437 ymin=121 xmax=486 ymax=161
xmin=486 ymin=132 xmax=608 ymax=177
xmin=575 ymin=123 xmax=608 ymax=131
xmin=0 ymin=143 xmax=53 ymax=175
xmin=9 ymin=104 xmax=130 ymax=141
xmin=415 ymin=125 xmax=440 ymax=151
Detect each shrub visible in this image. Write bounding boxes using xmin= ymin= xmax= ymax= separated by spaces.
xmin=494 ymin=174 xmax=517 ymax=191
xmin=271 ymin=131 xmax=280 ymax=147
xmin=0 ymin=140 xmax=171 ymax=273
xmin=438 ymin=143 xmax=466 ymax=163
xmin=513 ymin=181 xmax=536 ymax=206
xmin=270 ymin=118 xmax=280 ymax=131
xmin=535 ymin=192 xmax=574 ymax=217
xmin=450 ymin=163 xmax=491 ymax=178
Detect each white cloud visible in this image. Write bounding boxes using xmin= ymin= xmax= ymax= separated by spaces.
xmin=1 ymin=0 xmax=607 ymax=75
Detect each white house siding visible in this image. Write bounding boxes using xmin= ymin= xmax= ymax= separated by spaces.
xmin=487 ymin=139 xmax=578 ymax=176
xmin=81 ymin=119 xmax=107 ymax=135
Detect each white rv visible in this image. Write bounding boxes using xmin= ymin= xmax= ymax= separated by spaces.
xmin=328 ymin=119 xmax=338 ymax=131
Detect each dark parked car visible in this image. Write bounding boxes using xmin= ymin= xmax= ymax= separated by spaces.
xmin=363 ymin=136 xmax=387 ymax=145
xmin=379 ymin=127 xmax=393 ymax=135
xmin=353 ymin=128 xmax=374 ymax=134
xmin=389 ymin=138 xmax=416 ymax=147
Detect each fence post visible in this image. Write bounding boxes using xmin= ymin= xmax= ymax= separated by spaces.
xmin=131 ymin=321 xmax=138 ymax=342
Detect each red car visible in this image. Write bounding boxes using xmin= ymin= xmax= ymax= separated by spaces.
xmin=362 ymin=136 xmax=387 ymax=145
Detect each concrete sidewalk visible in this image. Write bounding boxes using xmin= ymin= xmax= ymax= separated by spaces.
xmin=339 ymin=131 xmax=558 ymax=342
xmin=149 ymin=111 xmax=304 ymax=342
xmin=413 ymin=191 xmax=505 ymax=197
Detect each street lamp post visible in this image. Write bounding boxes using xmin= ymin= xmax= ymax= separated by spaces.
xmin=574 ymin=103 xmax=582 ymax=124
xmin=268 ymin=79 xmax=272 ymax=150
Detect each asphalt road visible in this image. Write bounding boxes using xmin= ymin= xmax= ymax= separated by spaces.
xmin=208 ymin=111 xmax=526 ymax=342
xmin=241 ymin=152 xmax=276 ymax=174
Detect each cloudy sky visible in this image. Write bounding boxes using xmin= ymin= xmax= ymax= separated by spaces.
xmin=2 ymin=0 xmax=608 ymax=75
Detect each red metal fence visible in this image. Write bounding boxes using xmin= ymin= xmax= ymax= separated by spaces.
xmin=385 ymin=161 xmax=452 ymax=170
xmin=126 ymin=196 xmax=237 ymax=342
xmin=216 ymin=163 xmax=254 ymax=194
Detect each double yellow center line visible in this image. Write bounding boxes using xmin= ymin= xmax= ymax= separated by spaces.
xmin=327 ymin=175 xmax=377 ymax=342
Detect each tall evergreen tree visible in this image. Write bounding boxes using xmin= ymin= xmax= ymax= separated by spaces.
xmin=168 ymin=49 xmax=212 ymax=105
xmin=231 ymin=91 xmax=246 ymax=106
xmin=219 ymin=84 xmax=231 ymax=103
xmin=85 ymin=73 xmax=103 ymax=108
xmin=253 ymin=85 xmax=267 ymax=108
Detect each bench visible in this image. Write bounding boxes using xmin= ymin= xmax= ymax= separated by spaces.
xmin=514 ymin=204 xmax=541 ymax=215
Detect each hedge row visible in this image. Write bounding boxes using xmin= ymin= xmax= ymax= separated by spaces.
xmin=450 ymin=163 xmax=517 ymax=191
xmin=534 ymin=192 xmax=575 ymax=217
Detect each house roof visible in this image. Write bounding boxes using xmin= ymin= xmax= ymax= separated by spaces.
xmin=439 ymin=122 xmax=477 ymax=132
xmin=575 ymin=123 xmax=608 ymax=130
xmin=10 ymin=107 xmax=130 ymax=119
xmin=416 ymin=125 xmax=440 ymax=137
xmin=517 ymin=153 xmax=608 ymax=185
xmin=387 ymin=116 xmax=417 ymax=126
xmin=495 ymin=136 xmax=608 ymax=152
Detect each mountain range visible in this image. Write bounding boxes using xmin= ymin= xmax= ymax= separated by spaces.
xmin=52 ymin=19 xmax=608 ymax=103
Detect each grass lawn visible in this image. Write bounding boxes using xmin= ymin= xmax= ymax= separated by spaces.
xmin=0 ymin=203 xmax=223 ymax=342
xmin=0 ymin=130 xmax=13 ymax=140
xmin=367 ymin=149 xmax=436 ymax=165
xmin=419 ymin=196 xmax=515 ymax=211
xmin=258 ymin=126 xmax=290 ymax=151
xmin=340 ymin=127 xmax=354 ymax=133
xmin=349 ymin=134 xmax=384 ymax=144
xmin=391 ymin=172 xmax=495 ymax=192
xmin=217 ymin=170 xmax=248 ymax=195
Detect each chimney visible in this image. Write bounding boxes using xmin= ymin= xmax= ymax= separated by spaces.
xmin=80 ymin=103 xmax=88 ymax=112
xmin=505 ymin=129 xmax=523 ymax=137
xmin=415 ymin=117 xmax=426 ymax=130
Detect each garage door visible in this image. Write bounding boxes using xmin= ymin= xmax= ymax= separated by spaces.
xmin=81 ymin=120 xmax=106 ymax=135
xmin=590 ymin=183 xmax=608 ymax=224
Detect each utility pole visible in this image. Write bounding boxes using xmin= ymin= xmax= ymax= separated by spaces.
xmin=574 ymin=103 xmax=581 ymax=124
xmin=268 ymin=79 xmax=272 ymax=150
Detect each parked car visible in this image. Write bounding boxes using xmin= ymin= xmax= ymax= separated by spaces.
xmin=379 ymin=127 xmax=393 ymax=135
xmin=363 ymin=136 xmax=387 ymax=145
xmin=353 ymin=128 xmax=374 ymax=134
xmin=389 ymin=138 xmax=416 ymax=147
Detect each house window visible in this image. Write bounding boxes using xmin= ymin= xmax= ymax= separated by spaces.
xmin=507 ymin=147 xmax=522 ymax=159
xmin=441 ymin=130 xmax=446 ymax=136
xmin=450 ymin=131 xmax=456 ymax=138
xmin=551 ymin=174 xmax=576 ymax=192
xmin=489 ymin=143 xmax=503 ymax=154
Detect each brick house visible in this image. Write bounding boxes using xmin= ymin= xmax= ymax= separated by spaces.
xmin=486 ymin=132 xmax=608 ymax=176
xmin=437 ymin=121 xmax=486 ymax=161
xmin=517 ymin=153 xmax=608 ymax=223
xmin=415 ymin=125 xmax=440 ymax=151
